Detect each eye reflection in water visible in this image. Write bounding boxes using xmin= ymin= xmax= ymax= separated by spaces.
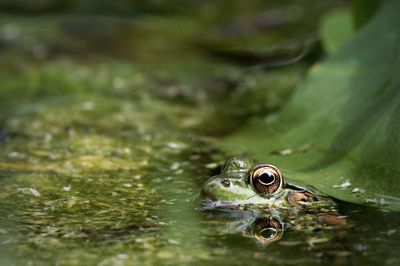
xmin=250 ymin=216 xmax=284 ymax=245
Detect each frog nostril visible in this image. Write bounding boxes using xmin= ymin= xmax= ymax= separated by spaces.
xmin=221 ymin=178 xmax=231 ymax=187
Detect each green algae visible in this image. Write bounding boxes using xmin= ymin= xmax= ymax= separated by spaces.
xmin=0 ymin=93 xmax=213 ymax=264
xmin=0 ymin=57 xmax=219 ymax=264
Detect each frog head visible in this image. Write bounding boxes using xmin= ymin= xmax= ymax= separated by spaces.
xmin=200 ymin=158 xmax=333 ymax=209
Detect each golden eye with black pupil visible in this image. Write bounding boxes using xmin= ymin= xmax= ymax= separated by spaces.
xmin=248 ymin=164 xmax=283 ymax=196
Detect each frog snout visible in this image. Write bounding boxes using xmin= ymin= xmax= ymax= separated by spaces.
xmin=200 ymin=176 xmax=250 ymax=203
xmin=200 ymin=178 xmax=220 ymax=201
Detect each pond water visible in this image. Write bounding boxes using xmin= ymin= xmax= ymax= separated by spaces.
xmin=1 ymin=129 xmax=400 ymax=266
xmin=0 ymin=1 xmax=400 ymax=265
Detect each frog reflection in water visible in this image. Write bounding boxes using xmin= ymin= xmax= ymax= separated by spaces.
xmin=203 ymin=209 xmax=285 ymax=246
xmin=201 ymin=158 xmax=346 ymax=245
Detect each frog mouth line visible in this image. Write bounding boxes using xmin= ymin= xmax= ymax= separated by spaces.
xmin=200 ymin=189 xmax=329 ymax=210
xmin=199 ymin=193 xmax=280 ymax=209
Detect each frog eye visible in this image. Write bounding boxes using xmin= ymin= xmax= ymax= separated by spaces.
xmin=248 ymin=164 xmax=283 ymax=196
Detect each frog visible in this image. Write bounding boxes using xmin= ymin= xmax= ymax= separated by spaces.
xmin=200 ymin=157 xmax=336 ymax=211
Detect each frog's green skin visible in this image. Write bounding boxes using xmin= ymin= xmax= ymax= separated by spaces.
xmin=201 ymin=158 xmax=335 ymax=210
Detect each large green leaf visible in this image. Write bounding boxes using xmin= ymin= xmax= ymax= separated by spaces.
xmin=221 ymin=0 xmax=400 ymax=211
